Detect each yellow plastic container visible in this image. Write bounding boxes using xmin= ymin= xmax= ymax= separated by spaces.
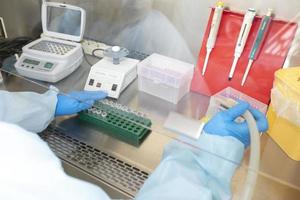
xmin=267 ymin=67 xmax=300 ymax=161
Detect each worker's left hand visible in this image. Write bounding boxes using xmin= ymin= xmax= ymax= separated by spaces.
xmin=203 ymin=101 xmax=268 ymax=148
xmin=55 ymin=91 xmax=107 ymax=116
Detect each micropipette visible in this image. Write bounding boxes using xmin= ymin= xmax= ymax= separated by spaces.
xmin=202 ymin=1 xmax=225 ymax=76
xmin=228 ymin=8 xmax=256 ymax=81
xmin=241 ymin=9 xmax=273 ymax=86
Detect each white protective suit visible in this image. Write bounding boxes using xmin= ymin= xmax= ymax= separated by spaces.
xmin=0 ymin=89 xmax=244 ymax=200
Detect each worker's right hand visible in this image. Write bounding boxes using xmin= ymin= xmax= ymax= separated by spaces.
xmin=55 ymin=91 xmax=107 ymax=116
xmin=203 ymin=102 xmax=268 ymax=148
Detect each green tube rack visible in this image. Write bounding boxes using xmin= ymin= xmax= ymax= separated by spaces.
xmin=79 ymin=100 xmax=152 ymax=146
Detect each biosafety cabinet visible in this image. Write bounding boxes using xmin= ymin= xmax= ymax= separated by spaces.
xmin=1 ymin=0 xmax=300 ymax=199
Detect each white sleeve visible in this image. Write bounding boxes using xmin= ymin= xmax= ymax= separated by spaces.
xmin=136 ymin=134 xmax=244 ymax=200
xmin=0 ymin=121 xmax=110 ymax=200
xmin=0 ymin=88 xmax=58 ymax=132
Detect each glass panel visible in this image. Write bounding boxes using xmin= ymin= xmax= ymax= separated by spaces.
xmin=47 ymin=6 xmax=81 ymax=36
xmin=2 ymin=63 xmax=300 ymax=199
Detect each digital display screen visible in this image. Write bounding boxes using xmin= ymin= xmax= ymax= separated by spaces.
xmin=44 ymin=62 xmax=54 ymax=69
xmin=23 ymin=59 xmax=40 ymax=65
xmin=47 ymin=6 xmax=81 ymax=36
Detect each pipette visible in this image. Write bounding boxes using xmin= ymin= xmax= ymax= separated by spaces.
xmin=202 ymin=1 xmax=225 ymax=76
xmin=241 ymin=9 xmax=273 ymax=86
xmin=228 ymin=8 xmax=256 ymax=81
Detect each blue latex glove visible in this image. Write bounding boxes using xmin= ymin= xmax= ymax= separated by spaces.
xmin=55 ymin=91 xmax=107 ymax=116
xmin=203 ymin=102 xmax=268 ymax=148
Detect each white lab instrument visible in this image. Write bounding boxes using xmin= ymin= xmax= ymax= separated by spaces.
xmin=137 ymin=53 xmax=194 ymax=104
xmin=202 ymin=1 xmax=224 ymax=76
xmin=228 ymin=8 xmax=256 ymax=80
xmin=84 ymin=46 xmax=139 ymax=99
xmin=15 ymin=2 xmax=86 ymax=82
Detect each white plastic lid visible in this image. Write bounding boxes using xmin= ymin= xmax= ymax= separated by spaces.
xmin=42 ymin=2 xmax=86 ymax=42
xmin=112 ymin=46 xmax=121 ymax=52
xmin=138 ymin=53 xmax=194 ymax=88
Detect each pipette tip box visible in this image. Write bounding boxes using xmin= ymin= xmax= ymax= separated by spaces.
xmin=137 ymin=53 xmax=194 ymax=104
xmin=206 ymin=87 xmax=268 ymax=118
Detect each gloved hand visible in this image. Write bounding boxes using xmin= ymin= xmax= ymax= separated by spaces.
xmin=55 ymin=91 xmax=107 ymax=116
xmin=203 ymin=101 xmax=268 ymax=148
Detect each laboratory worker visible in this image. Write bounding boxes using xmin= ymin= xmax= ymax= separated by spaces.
xmin=0 ymin=87 xmax=268 ymax=200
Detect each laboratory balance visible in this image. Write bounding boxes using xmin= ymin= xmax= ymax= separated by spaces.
xmin=15 ymin=2 xmax=86 ymax=82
